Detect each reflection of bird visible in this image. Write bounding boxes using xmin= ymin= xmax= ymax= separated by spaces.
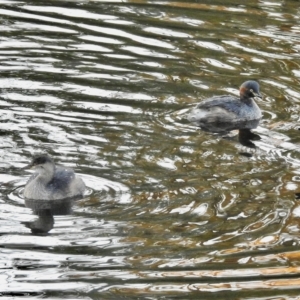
xmin=23 ymin=209 xmax=54 ymax=235
xmin=24 ymin=154 xmax=85 ymax=200
xmin=188 ymin=81 xmax=262 ymax=133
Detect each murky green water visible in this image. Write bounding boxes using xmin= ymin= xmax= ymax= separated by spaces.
xmin=1 ymin=0 xmax=300 ymax=299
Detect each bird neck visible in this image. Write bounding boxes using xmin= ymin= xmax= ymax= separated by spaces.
xmin=240 ymin=95 xmax=254 ymax=105
xmin=37 ymin=163 xmax=55 ymax=184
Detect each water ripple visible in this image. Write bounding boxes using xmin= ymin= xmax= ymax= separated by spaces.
xmin=1 ymin=0 xmax=300 ymax=298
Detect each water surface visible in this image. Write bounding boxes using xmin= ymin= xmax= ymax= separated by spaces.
xmin=1 ymin=0 xmax=300 ymax=299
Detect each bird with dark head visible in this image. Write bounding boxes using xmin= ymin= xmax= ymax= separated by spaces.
xmin=188 ymin=80 xmax=263 ymax=134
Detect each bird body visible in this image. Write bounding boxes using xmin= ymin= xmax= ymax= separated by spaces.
xmin=188 ymin=81 xmax=262 ymax=133
xmin=24 ymin=155 xmax=85 ymax=200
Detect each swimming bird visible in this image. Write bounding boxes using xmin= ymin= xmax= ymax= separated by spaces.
xmin=188 ymin=80 xmax=262 ymax=133
xmin=24 ymin=154 xmax=85 ymax=200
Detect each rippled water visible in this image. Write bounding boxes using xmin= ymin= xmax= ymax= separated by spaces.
xmin=1 ymin=0 xmax=300 ymax=298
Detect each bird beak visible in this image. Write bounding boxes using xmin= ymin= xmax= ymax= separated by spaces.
xmin=23 ymin=163 xmax=35 ymax=170
xmin=22 ymin=164 xmax=31 ymax=170
xmin=254 ymin=92 xmax=262 ymax=99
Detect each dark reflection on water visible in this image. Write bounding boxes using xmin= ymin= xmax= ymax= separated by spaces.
xmin=23 ymin=196 xmax=78 ymax=235
xmin=22 ymin=209 xmax=54 ymax=235
xmin=1 ymin=0 xmax=300 ymax=298
xmin=238 ymin=128 xmax=261 ymax=149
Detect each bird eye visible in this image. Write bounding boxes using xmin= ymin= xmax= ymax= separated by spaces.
xmin=250 ymin=89 xmax=254 ymax=93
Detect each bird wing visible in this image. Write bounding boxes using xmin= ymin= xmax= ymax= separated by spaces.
xmin=196 ymin=95 xmax=242 ymax=114
xmin=47 ymin=166 xmax=75 ymax=192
